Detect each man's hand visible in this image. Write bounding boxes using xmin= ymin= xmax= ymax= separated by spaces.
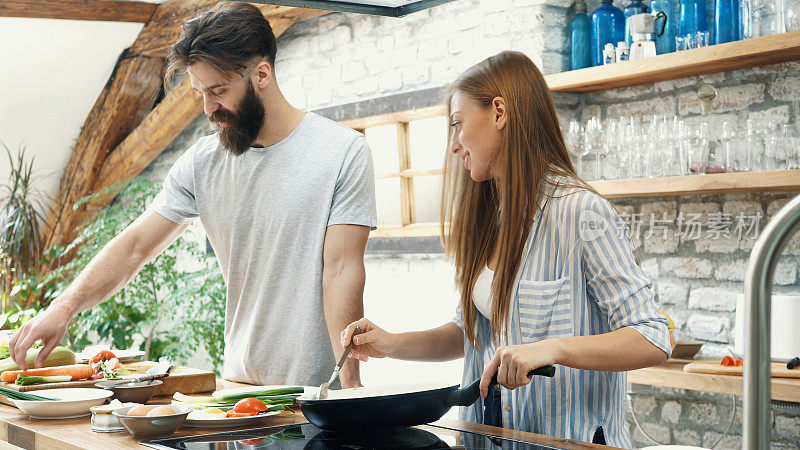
xmin=8 ymin=302 xmax=74 ymax=370
xmin=10 ymin=212 xmax=187 ymax=371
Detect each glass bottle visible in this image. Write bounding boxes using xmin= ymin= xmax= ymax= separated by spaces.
xmin=624 ymin=0 xmax=650 ymax=46
xmin=679 ymin=0 xmax=709 ymax=38
xmin=715 ymin=0 xmax=740 ymax=43
xmin=591 ymin=0 xmax=626 ymax=66
xmin=570 ymin=0 xmax=592 ymax=70
xmin=651 ymin=0 xmax=680 ymax=54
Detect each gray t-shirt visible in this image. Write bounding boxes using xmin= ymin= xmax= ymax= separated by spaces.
xmin=150 ymin=112 xmax=377 ymax=386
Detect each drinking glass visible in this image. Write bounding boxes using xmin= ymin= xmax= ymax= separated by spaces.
xmin=584 ymin=117 xmax=604 ymax=181
xmin=746 ymin=119 xmax=766 ymax=171
xmin=566 ymin=120 xmax=588 ymax=177
xmin=685 ymin=121 xmax=710 ymax=174
xmin=696 ymin=30 xmax=711 ymax=47
xmin=721 ymin=121 xmax=738 ymax=172
xmin=784 ymin=124 xmax=800 ymax=170
xmin=676 ymin=35 xmax=688 ymax=50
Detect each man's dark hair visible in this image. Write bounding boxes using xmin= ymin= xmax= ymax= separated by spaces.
xmin=165 ymin=2 xmax=277 ymax=90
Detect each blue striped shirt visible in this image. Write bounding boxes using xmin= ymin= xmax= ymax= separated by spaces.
xmin=451 ymin=180 xmax=672 ymax=448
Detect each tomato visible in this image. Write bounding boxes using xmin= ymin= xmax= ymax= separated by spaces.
xmin=89 ymin=350 xmax=117 ymax=364
xmin=721 ymin=356 xmax=734 ymax=366
xmin=233 ymin=397 xmax=268 ymax=414
xmin=734 ymin=358 xmax=743 ymax=366
xmin=226 ymin=411 xmax=257 ymax=417
xmin=239 ymin=438 xmax=264 ymax=445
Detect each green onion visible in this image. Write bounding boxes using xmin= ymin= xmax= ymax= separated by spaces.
xmin=15 ymin=375 xmax=72 ymax=386
xmin=0 ymin=386 xmax=58 ymax=401
xmin=212 ymin=387 xmax=303 ymax=402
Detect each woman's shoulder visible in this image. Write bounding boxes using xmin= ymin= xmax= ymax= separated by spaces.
xmin=544 ymin=176 xmax=611 ymax=217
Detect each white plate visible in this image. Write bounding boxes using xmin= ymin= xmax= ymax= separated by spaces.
xmin=12 ymin=388 xmax=113 ymax=419
xmin=183 ymin=410 xmax=282 ymax=428
xmin=75 ymin=349 xmax=146 ymax=363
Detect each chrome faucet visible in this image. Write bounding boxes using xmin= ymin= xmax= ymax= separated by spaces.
xmin=743 ymin=193 xmax=800 ymax=449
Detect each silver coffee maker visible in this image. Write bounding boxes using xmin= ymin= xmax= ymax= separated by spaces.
xmin=628 ymin=11 xmax=667 ymax=61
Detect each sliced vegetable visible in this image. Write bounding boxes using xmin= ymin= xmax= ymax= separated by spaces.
xmin=89 ymin=350 xmax=116 ymax=364
xmin=1 ymin=364 xmax=94 ymax=383
xmin=226 ymin=411 xmax=257 ymax=417
xmin=721 ymin=356 xmax=734 ymax=366
xmin=0 ymin=386 xmax=58 ymax=401
xmin=173 ymin=392 xmax=215 ymax=404
xmin=233 ymin=397 xmax=268 ymax=414
xmin=15 ymin=374 xmax=72 ymax=385
xmin=0 ymin=346 xmax=76 ymax=373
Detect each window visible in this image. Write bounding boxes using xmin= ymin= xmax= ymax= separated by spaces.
xmin=361 ymin=115 xmax=447 ymax=236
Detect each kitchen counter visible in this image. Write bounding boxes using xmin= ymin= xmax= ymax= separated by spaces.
xmin=0 ymin=379 xmax=614 ymax=450
xmin=629 ymin=358 xmax=800 ymax=403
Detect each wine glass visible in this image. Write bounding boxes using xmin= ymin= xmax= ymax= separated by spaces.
xmin=566 ymin=120 xmax=588 ymax=177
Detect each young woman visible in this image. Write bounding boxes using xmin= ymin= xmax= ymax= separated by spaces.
xmin=340 ymin=51 xmax=671 ymax=448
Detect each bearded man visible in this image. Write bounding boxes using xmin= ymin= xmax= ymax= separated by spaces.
xmin=9 ymin=3 xmax=376 ymax=389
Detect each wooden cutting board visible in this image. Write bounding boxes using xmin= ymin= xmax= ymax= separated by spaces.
xmin=684 ymin=361 xmax=800 ymax=378
xmin=0 ymin=361 xmax=216 ymax=396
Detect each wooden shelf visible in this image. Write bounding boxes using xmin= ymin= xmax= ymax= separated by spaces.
xmin=546 ymin=30 xmax=800 ymax=92
xmin=591 ymin=170 xmax=800 ymax=199
xmin=629 ymin=358 xmax=800 ymax=403
xmin=370 ymin=222 xmax=441 ymax=238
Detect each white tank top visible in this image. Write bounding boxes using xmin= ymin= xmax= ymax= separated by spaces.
xmin=473 ymin=266 xmax=495 ymax=319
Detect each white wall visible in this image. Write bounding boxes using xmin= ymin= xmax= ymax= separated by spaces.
xmin=0 ymin=18 xmax=142 ymax=217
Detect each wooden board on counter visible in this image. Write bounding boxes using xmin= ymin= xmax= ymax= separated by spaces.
xmin=629 ymin=358 xmax=800 ymax=403
xmin=0 ymin=362 xmax=215 ymax=400
xmin=683 ymin=361 xmax=800 ymax=378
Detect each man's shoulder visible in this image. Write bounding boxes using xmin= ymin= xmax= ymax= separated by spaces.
xmin=304 ymin=112 xmax=364 ymax=147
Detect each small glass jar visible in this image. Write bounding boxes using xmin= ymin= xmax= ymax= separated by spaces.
xmin=90 ymin=404 xmax=127 ymax=432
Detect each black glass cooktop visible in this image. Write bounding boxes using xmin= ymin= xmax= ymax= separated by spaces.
xmin=141 ymin=422 xmax=568 ymax=449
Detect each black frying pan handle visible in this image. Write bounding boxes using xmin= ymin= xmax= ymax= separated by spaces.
xmin=449 ymin=365 xmax=556 ymax=407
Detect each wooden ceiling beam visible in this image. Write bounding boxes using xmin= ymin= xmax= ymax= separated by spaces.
xmin=129 ymin=2 xmax=326 ymax=57
xmin=41 ymin=53 xmax=165 ymax=253
xmin=0 ymin=0 xmax=157 ymax=23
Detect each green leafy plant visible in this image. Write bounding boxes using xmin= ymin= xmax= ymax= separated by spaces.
xmin=48 ymin=176 xmax=225 ymax=373
xmin=0 ymin=144 xmax=47 ymax=310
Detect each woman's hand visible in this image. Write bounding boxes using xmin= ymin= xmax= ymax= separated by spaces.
xmin=340 ymin=318 xmax=398 ymax=362
xmin=479 ymin=339 xmax=564 ymax=398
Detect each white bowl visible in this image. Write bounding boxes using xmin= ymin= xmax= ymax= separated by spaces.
xmin=13 ymin=388 xmax=113 ymax=419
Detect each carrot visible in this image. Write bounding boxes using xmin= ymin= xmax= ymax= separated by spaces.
xmin=1 ymin=364 xmax=94 ymax=384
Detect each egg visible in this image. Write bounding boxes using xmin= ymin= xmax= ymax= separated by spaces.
xmin=127 ymin=405 xmax=152 ymax=416
xmin=187 ymin=408 xmax=228 ymax=421
xmin=145 ymin=405 xmax=175 ymax=417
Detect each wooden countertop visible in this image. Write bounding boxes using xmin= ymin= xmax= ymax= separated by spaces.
xmin=0 ymin=379 xmax=614 ymax=450
xmin=629 ymin=358 xmax=800 ymax=403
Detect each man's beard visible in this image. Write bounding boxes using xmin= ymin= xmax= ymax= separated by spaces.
xmin=209 ymin=81 xmax=265 ymax=155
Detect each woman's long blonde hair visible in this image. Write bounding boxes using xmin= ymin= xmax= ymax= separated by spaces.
xmin=441 ymin=51 xmax=585 ymax=348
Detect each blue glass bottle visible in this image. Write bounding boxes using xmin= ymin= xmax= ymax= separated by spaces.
xmin=715 ymin=0 xmax=740 ymax=43
xmin=570 ymin=1 xmax=592 ymax=70
xmin=651 ymin=0 xmax=680 ymax=53
xmin=679 ymin=0 xmax=709 ymax=37
xmin=624 ymin=0 xmax=649 ymax=46
xmin=591 ymin=0 xmax=625 ymax=67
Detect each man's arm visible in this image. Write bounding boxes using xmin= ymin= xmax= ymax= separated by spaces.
xmin=322 ymin=224 xmax=370 ymax=388
xmin=9 ymin=211 xmax=188 ymax=369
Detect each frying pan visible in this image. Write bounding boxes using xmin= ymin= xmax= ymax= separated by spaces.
xmin=298 ymin=365 xmax=555 ymax=431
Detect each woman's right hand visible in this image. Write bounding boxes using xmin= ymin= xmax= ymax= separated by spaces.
xmin=340 ymin=318 xmax=397 ymax=361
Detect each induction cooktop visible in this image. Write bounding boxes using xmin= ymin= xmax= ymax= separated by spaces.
xmin=141 ymin=422 xmax=568 ymax=449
